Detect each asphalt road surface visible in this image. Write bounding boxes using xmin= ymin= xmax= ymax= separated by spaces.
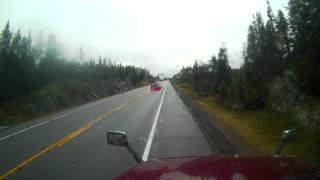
xmin=0 ymin=81 xmax=212 ymax=179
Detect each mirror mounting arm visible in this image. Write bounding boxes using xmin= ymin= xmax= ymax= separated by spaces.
xmin=274 ymin=141 xmax=285 ymax=156
xmin=126 ymin=143 xmax=143 ymax=163
xmin=274 ymin=129 xmax=297 ymax=156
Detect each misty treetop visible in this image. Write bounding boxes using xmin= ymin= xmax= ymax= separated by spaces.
xmin=0 ymin=21 xmax=151 ymax=104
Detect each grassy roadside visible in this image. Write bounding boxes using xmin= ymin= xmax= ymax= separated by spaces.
xmin=0 ymin=80 xmax=149 ymax=126
xmin=176 ymin=83 xmax=320 ymax=161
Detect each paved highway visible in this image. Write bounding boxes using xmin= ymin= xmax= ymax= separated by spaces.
xmin=0 ymin=81 xmax=212 ymax=179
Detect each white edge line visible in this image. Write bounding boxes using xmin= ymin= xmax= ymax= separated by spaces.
xmin=0 ymin=96 xmax=117 ymax=141
xmin=142 ymin=85 xmax=167 ymax=161
xmin=0 ymin=120 xmax=50 ymax=141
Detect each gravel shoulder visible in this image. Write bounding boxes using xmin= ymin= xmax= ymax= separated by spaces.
xmin=171 ymin=82 xmax=248 ymax=155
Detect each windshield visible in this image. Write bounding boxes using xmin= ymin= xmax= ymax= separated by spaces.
xmin=0 ymin=0 xmax=319 ymax=179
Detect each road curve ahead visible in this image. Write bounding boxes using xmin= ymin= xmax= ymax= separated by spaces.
xmin=0 ymin=81 xmax=212 ymax=179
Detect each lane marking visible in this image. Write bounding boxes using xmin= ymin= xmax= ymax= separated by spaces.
xmin=142 ymin=85 xmax=167 ymax=161
xmin=0 ymin=120 xmax=51 ymax=141
xmin=0 ymin=91 xmax=147 ymax=179
xmin=0 ymin=123 xmax=93 ymax=179
xmin=0 ymin=93 xmax=128 ymax=141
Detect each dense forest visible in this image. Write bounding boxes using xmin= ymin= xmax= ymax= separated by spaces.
xmin=0 ymin=22 xmax=152 ymax=125
xmin=174 ymin=0 xmax=320 ymax=130
xmin=0 ymin=23 xmax=151 ymax=106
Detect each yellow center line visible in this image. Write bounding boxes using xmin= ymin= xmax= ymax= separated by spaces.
xmin=0 ymin=91 xmax=147 ymax=179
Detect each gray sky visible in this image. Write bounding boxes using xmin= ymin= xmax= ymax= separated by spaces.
xmin=0 ymin=0 xmax=288 ymax=77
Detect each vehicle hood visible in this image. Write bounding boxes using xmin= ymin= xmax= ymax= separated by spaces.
xmin=117 ymin=154 xmax=320 ymax=180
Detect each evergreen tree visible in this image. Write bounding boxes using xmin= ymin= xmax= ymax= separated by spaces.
xmin=79 ymin=47 xmax=84 ymax=62
xmin=276 ymin=10 xmax=292 ymax=66
xmin=288 ymin=0 xmax=320 ymax=96
xmin=0 ymin=21 xmax=12 ymax=102
xmin=37 ymin=34 xmax=63 ymax=87
xmin=242 ymin=13 xmax=267 ymax=108
xmin=192 ymin=60 xmax=199 ymax=90
xmin=209 ymin=54 xmax=217 ymax=94
xmin=214 ymin=46 xmax=231 ymax=98
xmin=264 ymin=1 xmax=282 ymax=80
xmin=33 ymin=31 xmax=45 ymax=65
xmin=19 ymin=31 xmax=35 ymax=94
xmin=7 ymin=30 xmax=22 ymax=98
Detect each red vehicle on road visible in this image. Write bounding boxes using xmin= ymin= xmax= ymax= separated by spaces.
xmin=107 ymin=130 xmax=320 ymax=180
xmin=150 ymin=82 xmax=162 ymax=91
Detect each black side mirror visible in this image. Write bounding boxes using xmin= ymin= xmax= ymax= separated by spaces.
xmin=107 ymin=131 xmax=143 ymax=163
xmin=107 ymin=131 xmax=128 ymax=146
xmin=274 ymin=129 xmax=297 ymax=156
xmin=281 ymin=129 xmax=297 ymax=142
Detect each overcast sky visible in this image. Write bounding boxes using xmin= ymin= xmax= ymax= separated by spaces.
xmin=0 ymin=0 xmax=288 ymax=77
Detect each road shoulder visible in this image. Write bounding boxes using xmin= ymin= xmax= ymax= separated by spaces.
xmin=149 ymin=82 xmax=212 ymax=159
xmin=171 ymin=81 xmax=245 ymax=155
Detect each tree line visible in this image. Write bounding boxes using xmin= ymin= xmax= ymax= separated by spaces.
xmin=175 ymin=0 xmax=320 ymax=110
xmin=0 ymin=22 xmax=151 ymax=105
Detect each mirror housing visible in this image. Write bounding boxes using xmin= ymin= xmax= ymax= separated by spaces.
xmin=281 ymin=129 xmax=297 ymax=142
xmin=107 ymin=131 xmax=143 ymax=163
xmin=107 ymin=131 xmax=128 ymax=146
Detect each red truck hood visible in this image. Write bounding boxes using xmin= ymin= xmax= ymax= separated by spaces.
xmin=117 ymin=154 xmax=320 ymax=180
